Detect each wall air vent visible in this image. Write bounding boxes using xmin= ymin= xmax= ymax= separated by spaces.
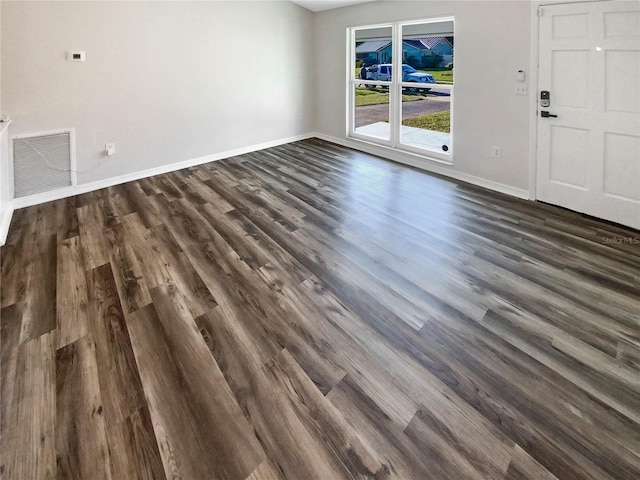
xmin=13 ymin=130 xmax=76 ymax=198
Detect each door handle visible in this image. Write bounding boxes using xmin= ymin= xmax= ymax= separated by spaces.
xmin=541 ymin=111 xmax=558 ymax=118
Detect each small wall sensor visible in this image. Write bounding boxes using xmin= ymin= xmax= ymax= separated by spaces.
xmin=68 ymin=51 xmax=86 ymax=62
xmin=516 ymin=70 xmax=525 ymax=82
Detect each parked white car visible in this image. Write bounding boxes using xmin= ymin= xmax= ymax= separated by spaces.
xmin=365 ymin=64 xmax=435 ymax=91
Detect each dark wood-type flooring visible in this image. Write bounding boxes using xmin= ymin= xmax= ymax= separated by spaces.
xmin=1 ymin=138 xmax=639 ymax=479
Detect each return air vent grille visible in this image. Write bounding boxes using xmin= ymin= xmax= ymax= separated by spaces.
xmin=13 ymin=131 xmax=74 ymax=198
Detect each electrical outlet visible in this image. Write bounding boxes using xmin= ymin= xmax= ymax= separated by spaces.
xmin=515 ymin=85 xmax=528 ymax=95
xmin=105 ymin=143 xmax=115 ymax=156
xmin=298 ymin=112 xmax=304 ymax=121
xmin=492 ymin=146 xmax=502 ymax=159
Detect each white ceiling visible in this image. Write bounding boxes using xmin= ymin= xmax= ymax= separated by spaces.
xmin=290 ymin=0 xmax=375 ymax=12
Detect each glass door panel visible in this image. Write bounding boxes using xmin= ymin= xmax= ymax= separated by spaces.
xmin=352 ymin=26 xmax=393 ymax=142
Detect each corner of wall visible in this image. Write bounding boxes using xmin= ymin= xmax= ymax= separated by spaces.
xmin=0 ymin=202 xmax=13 ymax=246
xmin=0 ymin=121 xmax=14 ymax=247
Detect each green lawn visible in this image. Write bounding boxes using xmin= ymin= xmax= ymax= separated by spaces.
xmin=402 ymin=110 xmax=451 ymax=133
xmin=355 ymin=88 xmax=390 ymax=107
xmin=355 ymin=87 xmax=429 ymax=107
xmin=422 ymin=69 xmax=454 ymax=84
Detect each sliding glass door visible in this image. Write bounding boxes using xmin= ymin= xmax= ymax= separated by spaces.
xmin=349 ymin=18 xmax=454 ymax=162
xmin=351 ymin=25 xmax=394 ymax=143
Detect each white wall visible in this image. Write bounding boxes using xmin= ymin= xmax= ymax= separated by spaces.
xmin=1 ymin=1 xmax=314 ymax=185
xmin=0 ymin=0 xmax=10 ymax=245
xmin=314 ymin=0 xmax=532 ymax=193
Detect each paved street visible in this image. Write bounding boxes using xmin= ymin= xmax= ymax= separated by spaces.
xmin=355 ymin=97 xmax=450 ymax=128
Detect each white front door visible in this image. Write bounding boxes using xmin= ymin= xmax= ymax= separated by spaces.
xmin=536 ymin=1 xmax=640 ymax=229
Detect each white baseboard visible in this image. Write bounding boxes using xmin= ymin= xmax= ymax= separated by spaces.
xmin=1 ymin=132 xmax=314 ymax=246
xmin=312 ymin=132 xmax=530 ymax=200
xmin=0 ymin=205 xmax=15 ymax=247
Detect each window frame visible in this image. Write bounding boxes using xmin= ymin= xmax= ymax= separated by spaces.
xmin=347 ymin=17 xmax=455 ymax=164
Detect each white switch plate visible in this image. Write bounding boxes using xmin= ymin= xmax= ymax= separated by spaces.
xmin=515 ymin=85 xmax=527 ymax=95
xmin=105 ymin=143 xmax=115 ymax=156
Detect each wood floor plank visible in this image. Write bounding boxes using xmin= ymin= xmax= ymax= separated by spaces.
xmin=127 ymin=287 xmax=265 ymax=480
xmin=85 ymin=263 xmax=146 ymax=422
xmin=171 ymin=171 xmax=209 ymax=205
xmin=505 ymin=445 xmax=561 ymax=480
xmin=147 ymin=222 xmax=218 ymax=317
xmin=180 ymin=174 xmax=235 ymax=211
xmin=197 ymin=201 xmax=271 ymax=270
xmin=1 ymin=333 xmax=56 ymax=480
xmin=24 ymin=202 xmax=59 ymax=248
xmin=326 ymin=373 xmax=446 ymax=480
xmin=264 ymin=349 xmax=390 ymax=478
xmin=224 ymin=208 xmax=312 ymax=285
xmin=0 ymin=304 xmax=22 ymax=438
xmin=19 ymin=233 xmax=57 ymax=343
xmin=204 ymin=178 xmax=302 ymax=234
xmin=618 ymin=339 xmax=640 ymax=370
xmin=1 ymin=138 xmax=639 ymax=480
xmin=55 ymin=336 xmax=112 ymax=480
xmin=102 ymin=406 xmax=166 ymax=480
xmin=137 ymin=177 xmax=162 ymax=197
xmin=77 ymin=203 xmax=112 ymax=270
xmin=1 ymin=243 xmax=25 ymax=308
xmin=147 ymin=192 xmax=180 ymax=221
xmin=150 ymin=174 xmax=184 ymax=201
xmin=110 ymin=182 xmax=163 ymax=229
xmin=53 ymin=196 xmax=80 ymax=241
xmin=92 ymin=189 xmax=120 ymax=229
xmin=245 ymin=461 xmax=285 ymax=480
xmin=118 ymin=213 xmax=171 ymax=290
xmin=403 ymin=407 xmax=505 ymax=480
xmin=56 ymin=236 xmax=89 ymax=349
xmin=2 ymin=208 xmax=29 ymax=248
xmin=105 ymin=223 xmax=152 ymax=314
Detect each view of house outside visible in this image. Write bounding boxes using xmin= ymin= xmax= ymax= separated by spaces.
xmin=355 ymin=37 xmax=453 ymax=81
